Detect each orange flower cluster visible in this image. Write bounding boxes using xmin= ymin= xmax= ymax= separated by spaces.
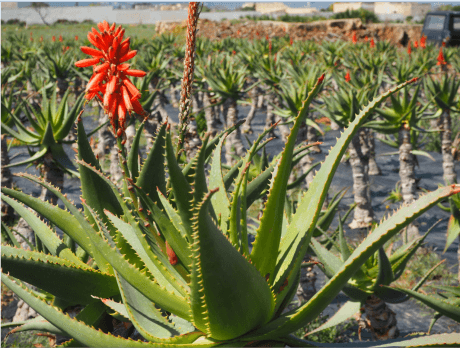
xmin=420 ymin=35 xmax=426 ymax=49
xmin=75 ymin=20 xmax=147 ymax=137
xmin=370 ymin=38 xmax=375 ymax=48
xmin=407 ymin=41 xmax=412 ymax=55
xmin=352 ymin=32 xmax=357 ymax=44
xmin=437 ymin=47 xmax=446 ymax=66
xmin=345 ymin=70 xmax=351 ymax=82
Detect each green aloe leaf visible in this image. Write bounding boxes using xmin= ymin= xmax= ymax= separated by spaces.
xmin=303 ymin=300 xmax=360 ymax=337
xmin=106 ymin=210 xmax=189 ymax=297
xmin=251 ymin=75 xmax=325 ymax=284
xmin=136 ymin=122 xmax=167 ymax=206
xmin=127 ymin=122 xmax=144 ymax=182
xmin=1 ymin=185 xmax=99 ymax=266
xmin=54 ymin=92 xmax=85 ymax=141
xmin=77 ymin=118 xmax=123 ymax=229
xmin=242 ymin=184 xmax=459 ymax=341
xmin=271 ymin=78 xmax=418 ymax=312
xmin=1 ymin=273 xmax=216 ymax=347
xmin=3 ymin=146 xmax=48 ymax=168
xmin=115 ymin=272 xmax=203 ymax=344
xmin=190 ymin=189 xmax=275 ymax=340
xmin=134 ymin=186 xmax=192 ymax=268
xmin=1 ymin=246 xmax=118 ymax=305
xmin=394 ymin=287 xmax=460 ymax=323
xmin=209 ymin=133 xmax=231 ymax=235
xmin=1 ymin=195 xmax=82 ymax=265
xmin=192 ymin=135 xmax=210 ymax=207
xmin=165 ymin=129 xmax=194 ymax=233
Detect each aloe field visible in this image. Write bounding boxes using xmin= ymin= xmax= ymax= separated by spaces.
xmin=1 ymin=3 xmax=460 ymax=347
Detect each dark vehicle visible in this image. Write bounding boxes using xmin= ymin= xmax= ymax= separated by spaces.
xmin=422 ymin=11 xmax=460 ymax=46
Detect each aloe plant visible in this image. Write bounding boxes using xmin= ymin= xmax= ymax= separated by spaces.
xmin=309 ymin=220 xmax=442 ymax=341
xmin=1 ymin=85 xmax=84 ymax=204
xmin=3 ymin=65 xmax=460 ymax=346
xmin=373 ymin=82 xmax=441 ymax=242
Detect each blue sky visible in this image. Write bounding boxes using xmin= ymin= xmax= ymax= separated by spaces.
xmin=13 ymin=1 xmax=460 ymax=10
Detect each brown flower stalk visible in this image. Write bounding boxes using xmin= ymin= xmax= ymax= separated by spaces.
xmin=176 ymin=2 xmax=201 ymax=158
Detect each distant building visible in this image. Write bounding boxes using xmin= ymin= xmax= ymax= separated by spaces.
xmin=255 ymin=2 xmax=318 ymax=15
xmin=374 ymin=2 xmax=431 ymax=18
xmin=1 ymin=2 xmax=18 ymax=9
xmin=333 ymin=2 xmax=431 ymax=19
xmin=333 ymin=2 xmax=375 ymax=13
xmin=242 ymin=3 xmax=255 ymax=9
xmin=134 ymin=3 xmax=153 ymax=10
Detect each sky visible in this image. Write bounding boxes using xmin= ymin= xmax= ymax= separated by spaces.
xmin=12 ymin=1 xmax=460 ymax=11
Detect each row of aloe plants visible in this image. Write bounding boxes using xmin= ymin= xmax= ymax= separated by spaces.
xmin=1 ymin=9 xmax=460 ymax=346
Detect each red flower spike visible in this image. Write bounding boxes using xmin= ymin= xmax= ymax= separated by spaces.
xmin=81 ymin=46 xmax=103 ymax=57
xmin=365 ymin=36 xmax=369 ymax=41
xmin=75 ymin=57 xmax=101 ymax=68
xmin=345 ymin=70 xmax=351 ymax=82
xmin=437 ymin=47 xmax=446 ymax=65
xmin=414 ymin=40 xmax=419 ymax=48
xmin=352 ymin=32 xmax=357 ymax=44
xmin=52 ymin=36 xmax=56 ymax=42
xmin=94 ymin=62 xmax=110 ymax=74
xmin=121 ymin=86 xmax=133 ymax=112
xmin=370 ymin=38 xmax=375 ymax=48
xmin=75 ymin=22 xmax=147 ymax=137
xmin=75 ymin=35 xmax=79 ymax=41
xmin=125 ymin=69 xmax=146 ymax=77
xmin=407 ymin=42 xmax=412 ymax=55
xmin=117 ymin=64 xmax=130 ymax=71
xmin=318 ymin=74 xmax=325 ymax=84
xmin=59 ymin=35 xmax=63 ymax=42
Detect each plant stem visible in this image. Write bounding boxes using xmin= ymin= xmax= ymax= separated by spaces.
xmin=176 ymin=2 xmax=201 ymax=159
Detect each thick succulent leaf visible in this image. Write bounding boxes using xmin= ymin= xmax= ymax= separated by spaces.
xmin=157 ymin=190 xmax=192 ymax=246
xmin=304 ymin=300 xmax=360 ymax=337
xmin=3 ymin=146 xmax=47 ymax=168
xmin=1 ymin=246 xmax=118 ymax=304
xmin=116 ymin=272 xmax=202 ymax=344
xmin=241 ymin=186 xmax=460 ymax=341
xmin=1 ymin=274 xmax=215 ymax=347
xmin=209 ymin=133 xmax=231 ymax=235
xmin=271 ymin=79 xmax=417 ymax=311
xmin=251 ymin=75 xmax=325 ymax=284
xmin=7 ymin=316 xmax=67 ymax=336
xmin=127 ymin=122 xmax=144 ymax=182
xmin=192 ymin=135 xmax=210 ymax=207
xmin=246 ymin=163 xmax=275 ymax=206
xmin=396 ymin=288 xmax=460 ymax=323
xmin=1 ymin=221 xmax=21 ymax=248
xmin=431 ymin=285 xmax=460 ymax=297
xmin=165 ymin=129 xmax=194 ymax=233
xmin=50 ymin=143 xmax=79 ymax=174
xmin=17 ymin=172 xmax=192 ymax=320
xmin=284 ymin=332 xmax=460 ymax=347
xmin=370 ymin=248 xmax=394 ymax=289
xmin=445 ymin=197 xmax=460 ymax=252
xmin=1 ymin=195 xmax=82 ymax=264
xmin=106 ymin=210 xmax=189 ymax=297
xmin=3 ymin=177 xmax=110 ymax=273
xmin=136 ymin=122 xmax=167 ymax=206
xmin=54 ymin=92 xmax=85 ymax=141
xmin=190 ymin=189 xmax=275 ymax=341
xmin=135 ymin=186 xmax=192 ymax=267
xmin=77 ymin=118 xmax=123 ymax=228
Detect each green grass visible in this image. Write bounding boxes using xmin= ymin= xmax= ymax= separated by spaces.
xmin=2 ymin=22 xmax=158 ymax=43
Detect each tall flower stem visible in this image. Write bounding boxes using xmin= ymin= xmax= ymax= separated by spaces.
xmin=176 ymin=2 xmax=201 ymax=159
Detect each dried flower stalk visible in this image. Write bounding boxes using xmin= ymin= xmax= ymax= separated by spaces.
xmin=176 ymin=2 xmax=201 ymax=157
